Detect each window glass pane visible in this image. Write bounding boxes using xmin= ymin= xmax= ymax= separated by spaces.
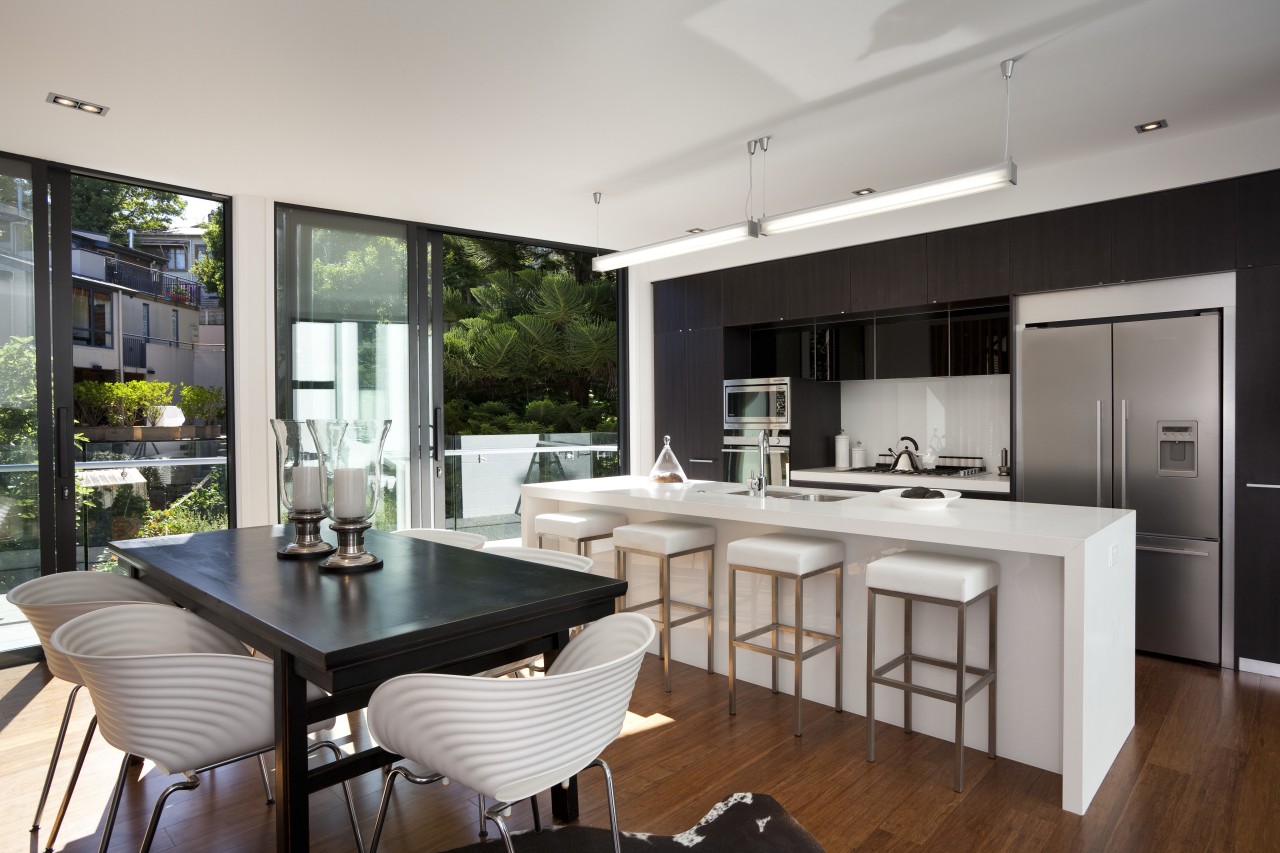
xmin=0 ymin=157 xmax=40 ymax=615
xmin=441 ymin=237 xmax=619 ymax=540
xmin=276 ymin=208 xmax=409 ymax=531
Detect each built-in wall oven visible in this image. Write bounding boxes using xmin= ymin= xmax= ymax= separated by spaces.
xmin=724 ymin=377 xmax=792 ymax=486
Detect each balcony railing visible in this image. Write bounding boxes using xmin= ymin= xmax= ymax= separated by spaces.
xmin=71 ymin=251 xmax=205 ymax=306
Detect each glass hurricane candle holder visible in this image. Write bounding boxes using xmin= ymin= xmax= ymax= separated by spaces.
xmin=309 ymin=418 xmax=391 ymax=572
xmin=270 ymin=418 xmax=336 ymax=559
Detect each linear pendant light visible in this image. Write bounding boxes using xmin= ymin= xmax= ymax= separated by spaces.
xmin=591 ymin=218 xmax=759 ymax=272
xmin=760 ymin=159 xmax=1017 ymax=235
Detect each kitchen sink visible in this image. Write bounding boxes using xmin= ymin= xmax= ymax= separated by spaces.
xmin=724 ymin=489 xmax=855 ymax=502
xmin=776 ymin=492 xmax=855 ymax=502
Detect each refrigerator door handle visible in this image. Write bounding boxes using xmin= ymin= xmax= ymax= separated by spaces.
xmin=1136 ymin=544 xmax=1213 ymax=558
xmin=1095 ymin=400 xmax=1103 ymax=507
xmin=1119 ymin=398 xmax=1129 ymax=509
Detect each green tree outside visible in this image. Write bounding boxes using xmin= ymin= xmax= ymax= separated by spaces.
xmin=190 ymin=204 xmax=225 ymax=302
xmin=69 ymin=176 xmax=186 ymax=244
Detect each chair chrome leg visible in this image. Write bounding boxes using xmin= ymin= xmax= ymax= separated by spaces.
xmin=31 ymin=684 xmax=82 ymax=832
xmin=140 ymin=775 xmax=200 ymax=853
xmin=529 ymin=793 xmax=542 ymax=832
xmin=368 ymin=765 xmax=445 ymax=853
xmin=477 ymin=795 xmax=487 ymax=837
xmin=310 ymin=740 xmax=365 ymax=853
xmin=488 ymin=811 xmax=517 ymax=853
xmin=96 ymin=752 xmax=132 ymax=853
xmin=257 ymin=753 xmax=275 ymax=803
xmin=591 ymin=758 xmax=622 ymax=853
xmin=42 ymin=715 xmax=97 ymax=853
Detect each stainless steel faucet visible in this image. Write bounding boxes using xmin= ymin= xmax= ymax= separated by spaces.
xmin=748 ymin=429 xmax=769 ymax=497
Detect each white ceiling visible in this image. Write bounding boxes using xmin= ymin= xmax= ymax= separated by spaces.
xmin=6 ymin=0 xmax=1279 ymax=252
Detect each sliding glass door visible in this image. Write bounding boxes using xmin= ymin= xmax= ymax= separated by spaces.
xmin=275 ymin=208 xmax=422 ymax=529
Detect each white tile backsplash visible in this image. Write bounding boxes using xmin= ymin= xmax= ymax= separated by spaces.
xmin=839 ymin=375 xmax=1010 ymax=471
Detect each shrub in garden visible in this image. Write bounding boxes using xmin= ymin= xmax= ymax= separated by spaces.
xmin=179 ymin=384 xmax=225 ymax=425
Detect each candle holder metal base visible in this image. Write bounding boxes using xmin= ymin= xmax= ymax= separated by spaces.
xmin=278 ymin=510 xmax=336 ymax=559
xmin=320 ymin=520 xmax=382 ymax=572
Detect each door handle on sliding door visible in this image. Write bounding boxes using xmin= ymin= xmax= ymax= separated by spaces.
xmin=431 ymin=407 xmax=443 ymax=462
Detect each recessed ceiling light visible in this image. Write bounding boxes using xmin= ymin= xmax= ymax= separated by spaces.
xmin=852 ymin=187 xmax=876 ymax=196
xmin=686 ymin=228 xmax=705 ymax=234
xmin=46 ymin=91 xmax=109 ymax=116
xmin=1135 ymin=119 xmax=1167 ymax=133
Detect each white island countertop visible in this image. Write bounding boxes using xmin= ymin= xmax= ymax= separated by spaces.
xmin=521 ymin=475 xmax=1136 ymax=816
xmin=791 ymin=467 xmax=1012 ymax=494
xmin=525 ymin=476 xmax=1116 ymax=556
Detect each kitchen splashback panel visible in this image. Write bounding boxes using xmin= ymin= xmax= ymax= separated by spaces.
xmin=839 ymin=375 xmax=1010 ymax=471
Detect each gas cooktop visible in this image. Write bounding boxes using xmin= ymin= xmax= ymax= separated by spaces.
xmin=843 ymin=462 xmax=986 ymax=477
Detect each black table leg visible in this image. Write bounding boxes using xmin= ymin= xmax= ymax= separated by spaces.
xmin=274 ymin=650 xmax=310 ymax=852
xmin=551 ymin=778 xmax=580 ymax=821
xmin=542 ymin=629 xmax=580 ymax=821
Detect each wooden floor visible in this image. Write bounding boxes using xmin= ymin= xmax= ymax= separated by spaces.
xmin=2 ymin=652 xmax=1279 ymax=852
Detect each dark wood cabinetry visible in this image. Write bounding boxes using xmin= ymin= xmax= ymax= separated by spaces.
xmin=1009 ymin=204 xmax=1111 ymax=292
xmin=1234 ymin=265 xmax=1280 ymax=665
xmin=722 ymin=260 xmax=786 ymax=326
xmin=874 ymin=312 xmax=948 ymax=379
xmin=787 ymin=248 xmax=851 ymax=319
xmin=926 ymin=221 xmax=1010 ymax=303
xmin=848 ymin=235 xmax=928 ymax=311
xmin=684 ymin=271 xmax=723 ymax=329
xmin=1108 ymin=181 xmax=1236 ymax=282
xmin=950 ymin=306 xmax=1011 ymax=376
xmin=653 ymin=328 xmax=725 ymax=480
xmin=1237 ymin=170 xmax=1280 ymax=269
xmin=652 ymin=280 xmax=685 ymax=334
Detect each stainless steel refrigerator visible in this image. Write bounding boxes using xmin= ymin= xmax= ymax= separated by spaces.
xmin=1021 ymin=314 xmax=1221 ymax=663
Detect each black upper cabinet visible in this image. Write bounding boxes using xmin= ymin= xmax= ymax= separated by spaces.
xmin=1237 ymin=170 xmax=1280 ymax=269
xmin=849 ymin=235 xmax=928 ymax=311
xmin=1009 ymin=204 xmax=1111 ymax=292
xmin=722 ymin=260 xmax=786 ymax=326
xmin=1108 ymin=181 xmax=1236 ymax=282
xmin=949 ymin=306 xmax=1010 ymax=376
xmin=875 ymin=312 xmax=948 ymax=379
xmin=926 ymin=221 xmax=1011 ymax=303
xmin=684 ymin=270 xmax=723 ymax=329
xmin=1236 ymin=266 xmax=1280 ymax=483
xmin=652 ymin=279 xmax=685 ymax=334
xmin=787 ymin=248 xmax=851 ymax=319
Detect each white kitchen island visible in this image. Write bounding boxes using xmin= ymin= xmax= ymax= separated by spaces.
xmin=521 ymin=475 xmax=1136 ymax=815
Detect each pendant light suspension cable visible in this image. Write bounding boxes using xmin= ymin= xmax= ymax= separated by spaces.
xmin=744 ymin=138 xmax=757 ymax=221
xmin=593 ymin=191 xmax=602 ymax=257
xmin=1001 ymin=58 xmax=1015 ymax=162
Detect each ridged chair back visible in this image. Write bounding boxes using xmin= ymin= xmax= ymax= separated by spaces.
xmin=7 ymin=572 xmax=173 ymax=683
xmin=484 ymin=545 xmax=594 ymax=573
xmin=50 ymin=602 xmax=277 ymax=775
xmin=393 ymin=528 xmax=486 ymax=549
xmin=368 ymin=612 xmax=654 ymax=804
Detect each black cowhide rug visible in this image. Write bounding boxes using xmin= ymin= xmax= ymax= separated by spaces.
xmin=439 ymin=792 xmax=825 ymax=852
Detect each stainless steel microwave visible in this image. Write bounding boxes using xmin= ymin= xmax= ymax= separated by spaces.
xmin=723 ymin=377 xmax=791 ymax=429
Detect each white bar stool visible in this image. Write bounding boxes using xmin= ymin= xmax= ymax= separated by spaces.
xmin=534 ymin=509 xmax=628 ymax=557
xmin=612 ymin=520 xmax=715 ymax=692
xmin=727 ymin=532 xmax=844 ymax=736
xmin=865 ymin=550 xmax=999 ymax=792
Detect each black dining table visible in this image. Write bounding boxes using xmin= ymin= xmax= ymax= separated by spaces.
xmin=108 ymin=525 xmax=627 ymax=852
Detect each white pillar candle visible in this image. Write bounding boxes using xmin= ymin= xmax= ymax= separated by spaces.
xmin=333 ymin=467 xmax=367 ymax=519
xmin=291 ymin=465 xmax=321 ymax=511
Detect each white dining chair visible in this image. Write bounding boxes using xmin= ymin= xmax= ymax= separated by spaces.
xmin=5 ymin=571 xmax=174 ymax=848
xmin=393 ymin=527 xmax=486 ymax=549
xmin=484 ymin=544 xmax=594 ymax=573
xmin=51 ymin=602 xmax=365 ymax=853
xmin=365 ymin=611 xmax=655 ymax=853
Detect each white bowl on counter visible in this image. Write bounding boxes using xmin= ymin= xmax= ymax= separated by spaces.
xmin=880 ymin=487 xmax=961 ymax=510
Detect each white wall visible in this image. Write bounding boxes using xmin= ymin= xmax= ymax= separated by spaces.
xmin=626 ymin=112 xmax=1280 ymax=473
xmin=840 ymin=375 xmax=1010 ymax=471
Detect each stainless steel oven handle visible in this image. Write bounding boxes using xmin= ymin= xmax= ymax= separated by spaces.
xmin=1136 ymin=544 xmax=1212 ymax=557
xmin=1246 ymin=483 xmax=1280 ymax=489
xmin=687 ymin=458 xmax=714 ymax=464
